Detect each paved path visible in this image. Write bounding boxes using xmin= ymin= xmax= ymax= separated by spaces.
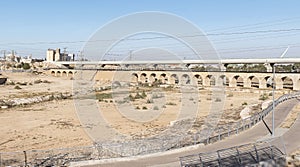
xmin=75 ymin=98 xmax=299 ymax=167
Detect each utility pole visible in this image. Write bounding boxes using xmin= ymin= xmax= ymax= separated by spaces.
xmin=129 ymin=50 xmax=133 ymax=61
xmin=272 ymin=63 xmax=275 ymax=137
xmin=271 ymin=46 xmax=289 ymax=137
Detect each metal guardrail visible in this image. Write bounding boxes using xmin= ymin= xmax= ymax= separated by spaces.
xmin=0 ymin=92 xmax=299 ymax=166
xmin=204 ymin=92 xmax=300 ymax=145
xmin=179 ymin=140 xmax=286 ymax=167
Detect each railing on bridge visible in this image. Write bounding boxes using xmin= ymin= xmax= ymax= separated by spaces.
xmin=1 ymin=92 xmax=299 ymax=166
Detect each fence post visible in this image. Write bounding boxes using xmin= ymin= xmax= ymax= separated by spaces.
xmin=23 ymin=151 xmax=28 ymax=167
xmin=227 ymin=124 xmax=230 ymax=137
xmin=242 ymin=119 xmax=245 ymax=131
xmin=218 ymin=127 xmax=221 ymax=141
xmin=254 ymin=144 xmax=259 ymax=163
xmin=236 ymin=146 xmax=242 ymax=165
xmin=270 ymin=146 xmax=274 ymax=160
xmin=217 ymin=151 xmax=222 ymax=167
xmin=236 ymin=121 xmax=239 ymax=134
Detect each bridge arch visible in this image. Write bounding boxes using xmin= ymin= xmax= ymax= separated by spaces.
xmin=159 ymin=73 xmax=167 ymax=84
xmin=230 ymin=75 xmax=244 ymax=87
xmin=260 ymin=76 xmax=273 ymax=89
xmin=205 ymin=75 xmax=216 ymax=86
xmin=219 ymin=75 xmax=229 ymax=86
xmin=68 ymin=71 xmax=73 ymax=77
xmin=131 ymin=73 xmax=138 ymax=83
xmin=193 ymin=74 xmax=203 ymax=86
xmin=51 ymin=71 xmax=56 ymax=76
xmin=248 ymin=76 xmax=259 ymax=88
xmin=140 ymin=73 xmax=147 ymax=83
xmin=181 ymin=74 xmax=191 ymax=85
xmin=281 ymin=76 xmax=293 ymax=90
xmin=170 ymin=74 xmax=179 ymax=84
xmin=62 ymin=71 xmax=67 ymax=77
xmin=56 ymin=71 xmax=61 ymax=76
xmin=149 ymin=73 xmax=157 ymax=83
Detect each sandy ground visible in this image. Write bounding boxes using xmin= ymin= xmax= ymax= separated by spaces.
xmin=281 ymin=99 xmax=300 ymax=128
xmin=0 ymin=71 xmax=287 ymax=152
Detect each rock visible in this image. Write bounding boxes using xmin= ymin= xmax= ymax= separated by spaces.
xmin=1 ymin=105 xmax=8 ymax=109
xmin=240 ymin=107 xmax=251 ymax=119
xmin=262 ymin=100 xmax=272 ymax=110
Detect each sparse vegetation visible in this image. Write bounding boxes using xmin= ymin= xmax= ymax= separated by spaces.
xmin=153 ymin=106 xmax=159 ymax=110
xmin=43 ymin=80 xmax=51 ymax=84
xmin=166 ymin=102 xmax=176 ymax=105
xmin=142 ymin=106 xmax=147 ymax=110
xmin=259 ymin=93 xmax=269 ymax=101
xmin=215 ymin=98 xmax=222 ymax=102
xmin=141 ymin=91 xmax=147 ymax=98
xmin=242 ymin=102 xmax=248 ymax=106
xmin=146 ymin=98 xmax=153 ymax=103
xmin=34 ymin=79 xmax=42 ymax=84
xmin=227 ymin=93 xmax=234 ymax=97
xmin=135 ymin=106 xmax=140 ymax=110
xmin=96 ymin=93 xmax=112 ymax=101
xmin=22 ymin=63 xmax=31 ymax=70
xmin=14 ymin=85 xmax=22 ymax=89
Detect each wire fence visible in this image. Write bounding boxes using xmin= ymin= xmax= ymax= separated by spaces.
xmin=1 ymin=92 xmax=299 ymax=166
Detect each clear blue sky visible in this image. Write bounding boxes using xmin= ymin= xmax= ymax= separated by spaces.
xmin=1 ymin=0 xmax=300 ymax=59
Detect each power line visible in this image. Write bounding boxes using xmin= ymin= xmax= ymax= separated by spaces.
xmin=1 ymin=28 xmax=300 ymax=46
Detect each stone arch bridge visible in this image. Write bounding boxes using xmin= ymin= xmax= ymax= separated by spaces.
xmin=49 ymin=69 xmax=300 ymax=90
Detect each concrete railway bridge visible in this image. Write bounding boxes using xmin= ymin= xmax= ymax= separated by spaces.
xmin=49 ymin=69 xmax=300 ymax=90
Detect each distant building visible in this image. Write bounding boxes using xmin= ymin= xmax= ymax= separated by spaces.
xmin=46 ymin=48 xmax=74 ymax=62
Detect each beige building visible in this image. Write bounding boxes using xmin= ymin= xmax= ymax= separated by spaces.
xmin=47 ymin=48 xmax=73 ymax=62
xmin=46 ymin=48 xmax=60 ymax=62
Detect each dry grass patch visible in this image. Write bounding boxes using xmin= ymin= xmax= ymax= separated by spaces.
xmin=280 ymin=102 xmax=300 ymax=128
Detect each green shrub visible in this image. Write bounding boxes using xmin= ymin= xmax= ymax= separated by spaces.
xmin=22 ymin=63 xmax=31 ymax=70
xmin=153 ymin=106 xmax=159 ymax=110
xmin=242 ymin=102 xmax=248 ymax=106
xmin=142 ymin=106 xmax=147 ymax=110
